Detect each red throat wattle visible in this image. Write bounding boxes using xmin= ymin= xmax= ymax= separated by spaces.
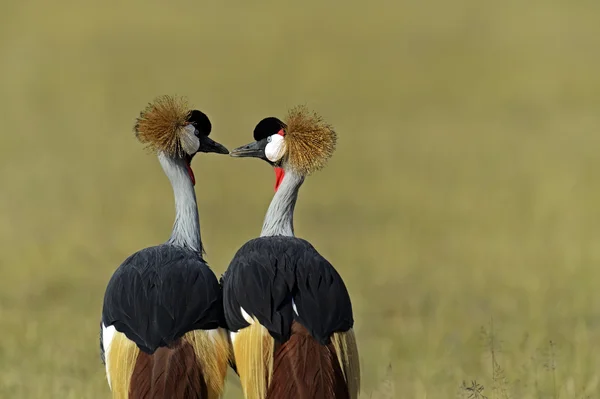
xmin=185 ymin=163 xmax=196 ymax=186
xmin=274 ymin=167 xmax=285 ymax=192
xmin=274 ymin=129 xmax=286 ymax=191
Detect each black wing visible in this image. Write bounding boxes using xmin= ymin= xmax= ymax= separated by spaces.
xmin=222 ymin=236 xmax=353 ymax=345
xmin=102 ymin=244 xmax=224 ymax=354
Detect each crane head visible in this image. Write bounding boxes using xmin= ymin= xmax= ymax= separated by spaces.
xmin=134 ymin=95 xmax=228 ymax=185
xmin=230 ymin=106 xmax=336 ymax=190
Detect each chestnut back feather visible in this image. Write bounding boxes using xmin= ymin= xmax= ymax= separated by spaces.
xmin=107 ymin=329 xmax=228 ymax=399
xmin=266 ymin=322 xmax=349 ymax=399
xmin=129 ymin=338 xmax=205 ymax=399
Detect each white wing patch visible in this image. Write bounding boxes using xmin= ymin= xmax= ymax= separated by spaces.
xmin=265 ymin=134 xmax=286 ymax=162
xmin=292 ymin=299 xmax=299 ymax=316
xmin=240 ymin=306 xmax=254 ymax=324
xmin=102 ymin=324 xmax=116 ymax=388
xmin=229 ymin=306 xmax=256 ymax=345
xmin=229 ymin=330 xmax=238 ymax=345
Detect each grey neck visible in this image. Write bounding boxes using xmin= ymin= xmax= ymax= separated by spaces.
xmin=158 ymin=152 xmax=203 ymax=253
xmin=261 ymin=168 xmax=304 ymax=237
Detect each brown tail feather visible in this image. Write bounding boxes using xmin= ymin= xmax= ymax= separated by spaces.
xmin=129 ymin=338 xmax=206 ymax=399
xmin=107 ymin=329 xmax=229 ymax=399
xmin=266 ymin=322 xmax=349 ymax=399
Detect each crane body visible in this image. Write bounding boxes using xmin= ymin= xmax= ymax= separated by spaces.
xmin=100 ymin=96 xmax=230 ymax=399
xmin=222 ymin=108 xmax=360 ymax=399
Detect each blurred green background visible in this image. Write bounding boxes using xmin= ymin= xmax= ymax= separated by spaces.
xmin=1 ymin=0 xmax=600 ymax=398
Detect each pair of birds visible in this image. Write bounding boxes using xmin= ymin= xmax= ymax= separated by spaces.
xmin=99 ymin=95 xmax=359 ymax=399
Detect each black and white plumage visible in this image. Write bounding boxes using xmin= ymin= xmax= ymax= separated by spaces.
xmin=99 ymin=100 xmax=230 ymax=399
xmin=223 ymin=236 xmax=352 ymax=345
xmin=222 ymin=109 xmax=360 ymax=399
xmin=102 ymin=245 xmax=224 ymax=354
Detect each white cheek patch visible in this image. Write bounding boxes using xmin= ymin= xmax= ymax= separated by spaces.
xmin=265 ymin=134 xmax=286 ymax=162
xmin=180 ymin=125 xmax=200 ymax=155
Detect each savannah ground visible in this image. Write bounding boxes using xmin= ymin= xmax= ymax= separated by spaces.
xmin=1 ymin=1 xmax=600 ymax=398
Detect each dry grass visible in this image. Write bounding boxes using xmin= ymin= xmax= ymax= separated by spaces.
xmin=1 ymin=0 xmax=600 ymax=397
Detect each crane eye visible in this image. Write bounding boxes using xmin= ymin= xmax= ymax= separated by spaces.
xmin=267 ymin=136 xmax=272 ymax=143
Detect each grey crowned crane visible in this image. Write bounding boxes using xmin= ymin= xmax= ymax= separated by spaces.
xmin=221 ymin=106 xmax=360 ymax=399
xmin=100 ymin=95 xmax=230 ymax=399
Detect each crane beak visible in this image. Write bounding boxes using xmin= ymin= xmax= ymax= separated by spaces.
xmin=229 ymin=140 xmax=267 ymax=159
xmin=198 ymin=135 xmax=229 ymax=154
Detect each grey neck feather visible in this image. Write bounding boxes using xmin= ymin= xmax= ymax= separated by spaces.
xmin=261 ymin=168 xmax=304 ymax=237
xmin=158 ymin=152 xmax=203 ymax=252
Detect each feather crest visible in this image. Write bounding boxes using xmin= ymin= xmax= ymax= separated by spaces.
xmin=134 ymin=95 xmax=191 ymax=156
xmin=283 ymin=105 xmax=337 ymax=175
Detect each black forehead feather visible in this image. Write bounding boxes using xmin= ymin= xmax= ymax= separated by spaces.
xmin=187 ymin=110 xmax=212 ymax=136
xmin=253 ymin=117 xmax=287 ymax=141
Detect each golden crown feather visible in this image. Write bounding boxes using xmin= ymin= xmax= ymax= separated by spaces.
xmin=283 ymin=105 xmax=337 ymax=175
xmin=133 ymin=95 xmax=191 ymax=157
